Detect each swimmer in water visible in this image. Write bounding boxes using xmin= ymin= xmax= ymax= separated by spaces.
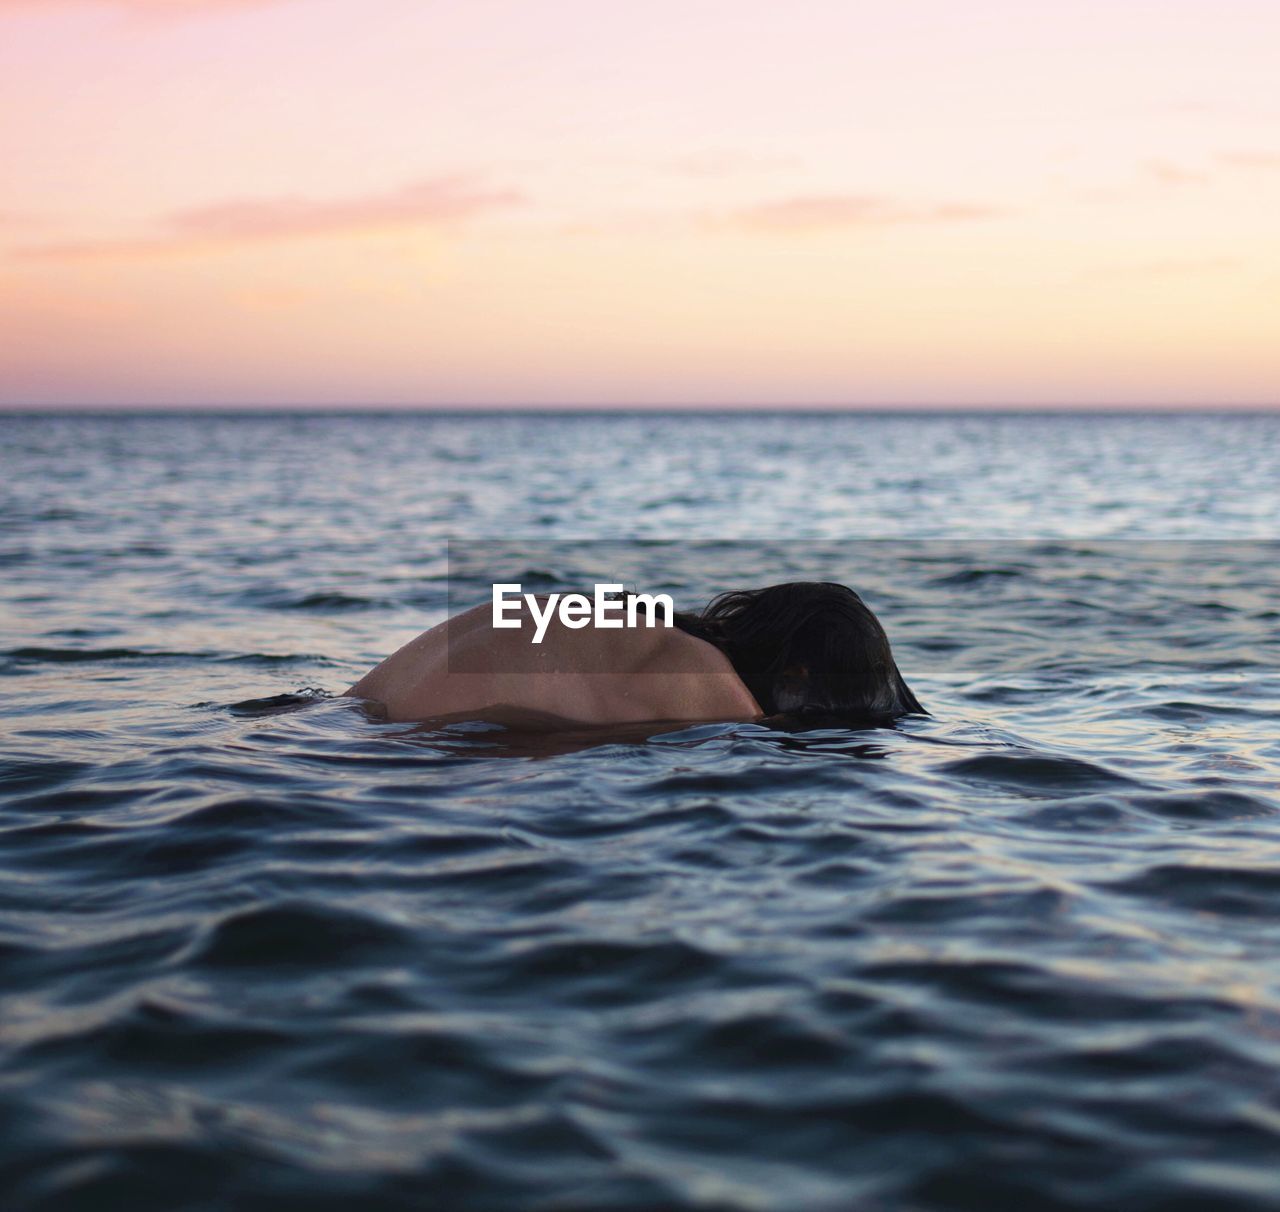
xmin=345 ymin=581 xmax=924 ymax=728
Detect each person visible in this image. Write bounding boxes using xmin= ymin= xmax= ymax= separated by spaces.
xmin=344 ymin=581 xmax=923 ymax=728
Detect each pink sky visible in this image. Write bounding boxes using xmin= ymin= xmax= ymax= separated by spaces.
xmin=1 ymin=0 xmax=1278 ymax=407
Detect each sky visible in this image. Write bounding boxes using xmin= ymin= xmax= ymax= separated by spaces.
xmin=1 ymin=0 xmax=1278 ymax=408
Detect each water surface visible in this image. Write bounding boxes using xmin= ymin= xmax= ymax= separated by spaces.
xmin=2 ymin=411 xmax=1279 ymax=1210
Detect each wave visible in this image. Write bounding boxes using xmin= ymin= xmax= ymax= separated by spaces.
xmin=3 ymin=647 xmax=334 ymax=668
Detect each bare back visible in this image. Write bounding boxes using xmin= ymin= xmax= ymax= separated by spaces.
xmin=345 ymin=601 xmax=762 ymax=726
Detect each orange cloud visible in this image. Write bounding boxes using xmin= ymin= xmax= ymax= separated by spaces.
xmin=1087 ymin=256 xmax=1240 ymax=280
xmin=1144 ymin=159 xmax=1209 ymax=186
xmin=14 ymin=175 xmax=525 ymax=260
xmin=725 ymin=194 xmax=1003 ymax=233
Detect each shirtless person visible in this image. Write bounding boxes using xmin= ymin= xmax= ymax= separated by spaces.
xmin=345 ymin=581 xmax=923 ymax=728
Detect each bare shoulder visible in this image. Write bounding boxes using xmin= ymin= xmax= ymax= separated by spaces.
xmin=345 ymin=602 xmax=761 ymax=725
xmin=632 ymin=629 xmax=762 ymax=719
xmin=634 ymin=627 xmax=734 ymax=673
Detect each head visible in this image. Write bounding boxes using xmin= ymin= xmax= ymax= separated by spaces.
xmin=675 ymin=582 xmax=924 ymax=721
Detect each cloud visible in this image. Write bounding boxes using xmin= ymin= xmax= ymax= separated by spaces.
xmin=14 ymin=175 xmax=525 ymax=260
xmin=0 ymin=0 xmax=281 ymax=13
xmin=1218 ymin=151 xmax=1280 ymax=169
xmin=1088 ymin=256 xmax=1239 ymax=281
xmin=665 ymin=149 xmax=803 ymax=178
xmin=723 ymin=194 xmax=1003 ymax=233
xmin=1144 ymin=159 xmax=1209 ymax=186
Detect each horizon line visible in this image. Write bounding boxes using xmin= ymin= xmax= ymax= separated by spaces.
xmin=2 ymin=402 xmax=1279 ymax=416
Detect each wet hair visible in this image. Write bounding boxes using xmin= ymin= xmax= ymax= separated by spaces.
xmin=674 ymin=582 xmax=925 ymax=720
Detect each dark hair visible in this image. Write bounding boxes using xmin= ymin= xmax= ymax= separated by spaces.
xmin=674 ymin=582 xmax=924 ymax=720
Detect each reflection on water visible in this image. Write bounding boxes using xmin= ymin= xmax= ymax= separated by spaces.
xmin=2 ymin=412 xmax=1280 ymax=1210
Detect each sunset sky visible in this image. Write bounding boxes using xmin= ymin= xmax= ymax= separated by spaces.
xmin=1 ymin=0 xmax=1277 ymax=407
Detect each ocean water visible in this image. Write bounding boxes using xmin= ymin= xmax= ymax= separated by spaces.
xmin=2 ymin=410 xmax=1279 ymax=1211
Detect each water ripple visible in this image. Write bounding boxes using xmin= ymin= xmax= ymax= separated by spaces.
xmin=3 ymin=413 xmax=1280 ymax=1210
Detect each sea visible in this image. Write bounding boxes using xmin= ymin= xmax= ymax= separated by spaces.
xmin=1 ymin=410 xmax=1279 ymax=1210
